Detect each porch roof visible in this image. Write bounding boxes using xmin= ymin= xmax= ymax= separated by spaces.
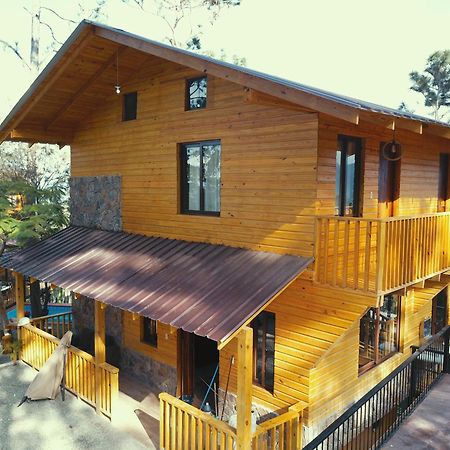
xmin=0 ymin=226 xmax=312 ymax=344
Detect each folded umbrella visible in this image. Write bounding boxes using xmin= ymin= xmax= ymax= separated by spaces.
xmin=19 ymin=330 xmax=72 ymax=405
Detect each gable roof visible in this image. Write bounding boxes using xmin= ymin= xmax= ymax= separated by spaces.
xmin=1 ymin=19 xmax=450 ymax=145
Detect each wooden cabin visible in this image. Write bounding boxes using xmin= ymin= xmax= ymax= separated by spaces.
xmin=1 ymin=20 xmax=450 ymax=449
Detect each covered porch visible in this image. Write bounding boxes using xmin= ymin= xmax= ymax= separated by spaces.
xmin=1 ymin=226 xmax=312 ymax=449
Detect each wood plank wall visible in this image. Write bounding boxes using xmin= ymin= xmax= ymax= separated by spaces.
xmin=317 ymin=114 xmax=450 ymax=218
xmin=122 ymin=312 xmax=177 ymax=367
xmin=71 ymin=57 xmax=318 ymax=257
xmin=306 ymin=280 xmax=448 ymax=437
xmin=218 ymin=277 xmax=374 ymax=417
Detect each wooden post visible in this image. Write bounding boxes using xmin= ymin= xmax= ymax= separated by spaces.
xmin=376 ymin=221 xmax=387 ymax=293
xmin=95 ymin=300 xmax=106 ymax=415
xmin=236 ymin=326 xmax=253 ymax=450
xmin=14 ymin=272 xmax=25 ymax=320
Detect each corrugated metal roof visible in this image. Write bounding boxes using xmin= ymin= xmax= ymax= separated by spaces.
xmin=0 ymin=227 xmax=312 ymax=343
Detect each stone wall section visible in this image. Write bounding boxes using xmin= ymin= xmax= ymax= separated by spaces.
xmin=69 ymin=175 xmax=122 ymax=231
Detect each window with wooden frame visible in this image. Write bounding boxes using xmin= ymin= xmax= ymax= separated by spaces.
xmin=186 ymin=77 xmax=207 ymax=110
xmin=335 ymin=135 xmax=364 ymax=216
xmin=122 ymin=91 xmax=138 ymax=121
xmin=141 ymin=317 xmax=158 ymax=347
xmin=251 ymin=311 xmax=275 ymax=393
xmin=180 ymin=141 xmax=221 ymax=215
xmin=359 ymin=294 xmax=400 ymax=373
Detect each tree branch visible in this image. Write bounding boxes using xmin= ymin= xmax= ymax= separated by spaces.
xmin=39 ymin=20 xmax=63 ymax=46
xmin=0 ymin=39 xmax=32 ymax=71
xmin=40 ymin=6 xmax=77 ymax=24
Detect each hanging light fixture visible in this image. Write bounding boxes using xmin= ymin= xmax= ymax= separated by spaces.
xmin=115 ymin=50 xmax=121 ymax=95
xmin=382 ymin=124 xmax=403 ymax=161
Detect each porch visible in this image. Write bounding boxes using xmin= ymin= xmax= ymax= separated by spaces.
xmin=1 ymin=226 xmax=313 ymax=449
xmin=315 ymin=212 xmax=450 ymax=296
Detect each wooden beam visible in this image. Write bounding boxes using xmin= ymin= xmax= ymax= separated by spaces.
xmin=14 ymin=272 xmax=25 ymax=321
xmin=95 ymin=299 xmax=106 ymax=415
xmin=0 ymin=27 xmax=93 ymax=144
xmin=9 ymin=128 xmax=73 ymax=145
xmin=46 ymin=45 xmax=126 ymax=130
xmin=236 ymin=326 xmax=253 ymax=450
xmin=359 ymin=112 xmax=423 ymax=135
xmin=94 ymin=26 xmax=360 ymax=124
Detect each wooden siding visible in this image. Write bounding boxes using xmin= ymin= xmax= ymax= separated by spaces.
xmin=122 ymin=311 xmax=177 ymax=367
xmin=317 ymin=114 xmax=450 ymax=218
xmin=71 ymin=57 xmax=318 ymax=257
xmin=307 ymin=280 xmax=449 ymax=434
xmin=218 ymin=278 xmax=373 ymax=417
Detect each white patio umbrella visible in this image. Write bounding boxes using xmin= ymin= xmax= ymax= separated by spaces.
xmin=19 ymin=330 xmax=72 ymax=405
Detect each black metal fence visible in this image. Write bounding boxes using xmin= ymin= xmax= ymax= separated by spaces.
xmin=304 ymin=326 xmax=450 ymax=450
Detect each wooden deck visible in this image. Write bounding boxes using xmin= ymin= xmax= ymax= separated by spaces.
xmin=115 ymin=373 xmax=161 ymax=449
xmin=381 ymin=374 xmax=450 ymax=449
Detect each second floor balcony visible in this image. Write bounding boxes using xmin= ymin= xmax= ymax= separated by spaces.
xmin=315 ymin=212 xmax=450 ymax=296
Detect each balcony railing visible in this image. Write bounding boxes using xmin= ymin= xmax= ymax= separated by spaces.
xmin=315 ymin=213 xmax=450 ymax=295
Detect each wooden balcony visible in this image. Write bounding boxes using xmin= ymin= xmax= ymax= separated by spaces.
xmin=315 ymin=213 xmax=450 ymax=296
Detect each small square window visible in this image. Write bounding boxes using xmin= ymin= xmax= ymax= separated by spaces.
xmin=123 ymin=92 xmax=137 ymax=121
xmin=141 ymin=317 xmax=157 ymax=347
xmin=186 ymin=77 xmax=207 ymax=110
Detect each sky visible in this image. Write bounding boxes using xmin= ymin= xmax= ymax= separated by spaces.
xmin=1 ymin=0 xmax=450 ymax=122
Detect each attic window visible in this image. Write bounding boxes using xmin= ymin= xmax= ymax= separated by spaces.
xmin=186 ymin=77 xmax=207 ymax=110
xmin=123 ymin=92 xmax=137 ymax=121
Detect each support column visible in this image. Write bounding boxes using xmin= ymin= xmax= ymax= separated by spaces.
xmin=236 ymin=326 xmax=253 ymax=450
xmin=14 ymin=272 xmax=25 ymax=320
xmin=95 ymin=299 xmax=106 ymax=415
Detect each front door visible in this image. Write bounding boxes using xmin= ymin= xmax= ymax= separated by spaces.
xmin=378 ymin=143 xmax=401 ymax=218
xmin=432 ymin=288 xmax=448 ymax=334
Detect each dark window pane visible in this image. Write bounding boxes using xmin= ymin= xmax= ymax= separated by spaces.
xmin=251 ymin=311 xmax=275 ymax=392
xmin=335 ymin=149 xmax=341 ymax=215
xmin=336 ymin=136 xmax=362 ymax=216
xmin=378 ymin=294 xmax=399 ymax=359
xmin=359 ymin=307 xmax=377 ymax=369
xmin=203 ymin=144 xmax=221 ymax=212
xmin=186 ymin=146 xmax=201 ymax=211
xmin=123 ymin=92 xmax=137 ymax=121
xmin=180 ymin=141 xmax=221 ymax=215
xmin=142 ymin=317 xmax=157 ymax=347
xmin=187 ymin=77 xmax=207 ymax=110
xmin=423 ymin=318 xmax=432 ymax=338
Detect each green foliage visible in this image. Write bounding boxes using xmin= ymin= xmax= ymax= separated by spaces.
xmin=0 ymin=178 xmax=68 ymax=253
xmin=409 ymin=50 xmax=450 ymax=121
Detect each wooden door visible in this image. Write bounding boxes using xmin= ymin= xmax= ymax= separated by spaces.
xmin=438 ymin=154 xmax=450 ymax=212
xmin=177 ymin=330 xmax=194 ymax=399
xmin=378 ymin=144 xmax=401 ymax=218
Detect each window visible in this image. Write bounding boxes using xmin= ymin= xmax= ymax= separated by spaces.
xmin=251 ymin=311 xmax=275 ymax=393
xmin=336 ymin=135 xmax=363 ymax=216
xmin=180 ymin=141 xmax=221 ymax=215
xmin=123 ymin=91 xmax=138 ymax=121
xmin=141 ymin=317 xmax=157 ymax=347
xmin=359 ymin=294 xmax=400 ymax=372
xmin=186 ymin=77 xmax=207 ymax=110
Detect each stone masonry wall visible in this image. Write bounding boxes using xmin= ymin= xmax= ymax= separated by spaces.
xmin=69 ymin=175 xmax=122 ymax=231
xmin=72 ymin=296 xmax=177 ymax=393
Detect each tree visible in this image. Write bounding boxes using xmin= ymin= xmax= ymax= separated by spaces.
xmin=409 ymin=50 xmax=450 ymax=121
xmin=398 ymin=101 xmax=415 ymax=114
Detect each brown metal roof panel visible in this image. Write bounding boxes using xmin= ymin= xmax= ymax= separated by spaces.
xmin=0 ymin=226 xmax=313 ymax=343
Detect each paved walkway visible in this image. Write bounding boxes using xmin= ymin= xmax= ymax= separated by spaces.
xmin=0 ymin=362 xmax=148 ymax=450
xmin=382 ymin=374 xmax=450 ymax=450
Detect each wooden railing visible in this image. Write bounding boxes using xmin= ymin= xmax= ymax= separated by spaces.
xmin=252 ymin=402 xmax=305 ymax=449
xmin=159 ymin=392 xmax=237 ymax=450
xmin=30 ymin=311 xmax=72 ymax=339
xmin=20 ymin=324 xmax=119 ymax=419
xmin=315 ymin=213 xmax=450 ymax=295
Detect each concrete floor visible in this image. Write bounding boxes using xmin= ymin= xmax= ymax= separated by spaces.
xmin=0 ymin=362 xmax=154 ymax=450
xmin=381 ymin=374 xmax=450 ymax=450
